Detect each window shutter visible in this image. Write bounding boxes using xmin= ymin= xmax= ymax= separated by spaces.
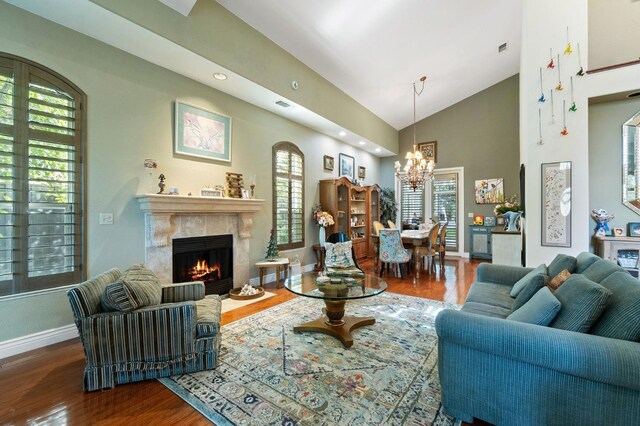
xmin=272 ymin=142 xmax=304 ymax=250
xmin=400 ymin=179 xmax=424 ymax=225
xmin=432 ymin=173 xmax=458 ymax=251
xmin=0 ymin=54 xmax=85 ymax=296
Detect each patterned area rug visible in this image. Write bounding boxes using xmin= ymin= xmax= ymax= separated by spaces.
xmin=160 ymin=292 xmax=460 ymax=426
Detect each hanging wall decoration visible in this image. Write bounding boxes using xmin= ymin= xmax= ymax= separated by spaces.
xmin=538 ymin=68 xmax=546 ymax=103
xmin=576 ymin=43 xmax=585 ymax=76
xmin=561 ymin=100 xmax=569 ymax=135
xmin=547 ymin=49 xmax=555 ymax=69
xmin=549 ymin=89 xmax=556 ymax=124
xmin=564 ymin=27 xmax=573 ymax=55
xmin=538 ymin=109 xmax=544 ymax=145
xmin=555 ymin=55 xmax=563 ymax=91
xmin=569 ymin=77 xmax=577 ymax=112
xmin=541 ymin=161 xmax=572 ymax=247
xmin=474 ymin=178 xmax=505 ymax=204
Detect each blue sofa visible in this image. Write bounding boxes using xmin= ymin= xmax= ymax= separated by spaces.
xmin=435 ymin=252 xmax=640 ymax=425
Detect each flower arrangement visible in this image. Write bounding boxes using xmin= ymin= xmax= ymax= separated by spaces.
xmin=494 ymin=195 xmax=521 ymax=215
xmin=312 ymin=204 xmax=335 ymax=228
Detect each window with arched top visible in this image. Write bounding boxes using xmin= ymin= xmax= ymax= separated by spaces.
xmin=272 ymin=142 xmax=304 ymax=250
xmin=0 ymin=53 xmax=86 ymax=296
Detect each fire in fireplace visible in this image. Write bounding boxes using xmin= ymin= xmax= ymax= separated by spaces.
xmin=173 ymin=234 xmax=233 ymax=295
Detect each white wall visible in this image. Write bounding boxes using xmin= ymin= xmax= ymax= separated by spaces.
xmin=521 ymin=0 xmax=640 ymax=266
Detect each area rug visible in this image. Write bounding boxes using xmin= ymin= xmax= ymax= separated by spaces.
xmin=160 ymin=292 xmax=460 ymax=426
xmin=220 ymin=291 xmax=276 ymax=313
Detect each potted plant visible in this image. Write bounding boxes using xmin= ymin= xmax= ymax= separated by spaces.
xmin=380 ymin=188 xmax=398 ymax=225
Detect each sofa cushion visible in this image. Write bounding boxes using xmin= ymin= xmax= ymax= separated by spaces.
xmin=510 ymin=264 xmax=547 ymax=297
xmin=465 ymin=282 xmax=514 ymax=310
xmin=507 ymin=287 xmax=561 ymax=326
xmin=101 ymin=279 xmax=137 ymax=312
xmin=581 ymin=259 xmax=625 ymax=283
xmin=122 ymin=265 xmax=162 ymax=306
xmin=195 ymin=295 xmax=222 ymax=337
xmin=325 ymin=241 xmax=355 ymax=268
xmin=548 ymin=254 xmax=577 ymax=278
xmin=326 ymin=266 xmax=364 ymax=277
xmin=575 ymin=252 xmax=600 ymax=274
xmin=590 ymin=271 xmax=640 ymax=342
xmin=461 ymin=302 xmax=511 ymax=318
xmin=511 ymin=269 xmax=548 ymax=312
xmin=550 ymin=274 xmax=612 ymax=333
xmin=548 ymin=269 xmax=571 ymax=292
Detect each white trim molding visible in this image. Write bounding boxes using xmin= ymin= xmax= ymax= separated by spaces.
xmin=0 ymin=324 xmax=78 ymax=360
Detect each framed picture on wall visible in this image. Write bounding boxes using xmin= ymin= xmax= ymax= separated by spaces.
xmin=323 ymin=155 xmax=334 ymax=171
xmin=339 ymin=153 xmax=355 ymax=180
xmin=541 ymin=161 xmax=572 ymax=247
xmin=358 ymin=166 xmax=366 ymax=179
xmin=174 ymin=101 xmax=232 ymax=163
xmin=475 ymin=178 xmax=504 ymax=204
xmin=417 ymin=141 xmax=437 ymax=163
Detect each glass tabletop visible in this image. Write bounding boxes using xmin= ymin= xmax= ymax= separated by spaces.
xmin=284 ymin=272 xmax=387 ymax=301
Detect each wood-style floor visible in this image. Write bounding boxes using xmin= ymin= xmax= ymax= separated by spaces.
xmin=0 ymin=257 xmax=490 ymax=425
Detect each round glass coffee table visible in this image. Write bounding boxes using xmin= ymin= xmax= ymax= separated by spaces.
xmin=284 ymin=272 xmax=387 ymax=348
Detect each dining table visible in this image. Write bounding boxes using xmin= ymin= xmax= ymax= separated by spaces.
xmin=371 ymin=224 xmax=435 ymax=278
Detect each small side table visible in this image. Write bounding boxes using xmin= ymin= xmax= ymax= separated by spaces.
xmin=255 ymin=258 xmax=291 ymax=289
xmin=312 ymin=244 xmax=325 ymax=271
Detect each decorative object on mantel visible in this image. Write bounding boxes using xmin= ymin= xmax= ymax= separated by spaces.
xmin=168 ymin=187 xmax=179 ymax=195
xmin=395 ymin=76 xmax=435 ymax=191
xmin=312 ymin=204 xmax=335 ymax=247
xmin=591 ymin=209 xmax=615 ymax=237
xmin=628 ymin=222 xmax=640 ymax=237
xmin=248 ymin=174 xmax=256 ymax=199
xmin=265 ymin=229 xmax=279 ymax=261
xmin=143 ymin=158 xmax=157 ymax=192
xmin=157 ymin=173 xmax=166 ymax=194
xmin=200 ymin=186 xmax=223 ymax=197
xmin=229 ymin=284 xmax=264 ymax=300
xmin=613 ymin=227 xmax=625 ymax=237
xmin=174 ymin=101 xmax=232 ymax=163
xmin=225 ymin=172 xmax=243 ymax=198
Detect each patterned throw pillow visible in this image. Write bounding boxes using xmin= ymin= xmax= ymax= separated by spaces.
xmin=101 ymin=265 xmax=162 ymax=312
xmin=548 ymin=269 xmax=571 ymax=292
xmin=324 ymin=241 xmax=355 ymax=268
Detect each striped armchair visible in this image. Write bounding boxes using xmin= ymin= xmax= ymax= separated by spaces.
xmin=67 ymin=267 xmax=221 ymax=391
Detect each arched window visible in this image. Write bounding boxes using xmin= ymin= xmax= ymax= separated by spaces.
xmin=0 ymin=53 xmax=85 ymax=295
xmin=272 ymin=142 xmax=304 ymax=250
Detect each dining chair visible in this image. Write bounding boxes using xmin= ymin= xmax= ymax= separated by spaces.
xmin=378 ymin=229 xmax=412 ymax=279
xmin=387 ymin=220 xmax=397 ymax=229
xmin=417 ymin=223 xmax=440 ymax=274
xmin=437 ymin=221 xmax=449 ymax=268
xmin=373 ymin=220 xmax=385 ymax=236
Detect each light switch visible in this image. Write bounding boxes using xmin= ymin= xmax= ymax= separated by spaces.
xmin=468 ymin=212 xmax=474 ymax=218
xmin=99 ymin=213 xmax=114 ymax=225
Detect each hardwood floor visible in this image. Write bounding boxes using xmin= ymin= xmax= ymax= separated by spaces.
xmin=0 ymin=257 xmax=490 ymax=425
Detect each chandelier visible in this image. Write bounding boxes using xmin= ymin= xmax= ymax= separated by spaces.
xmin=395 ymin=76 xmax=435 ymax=191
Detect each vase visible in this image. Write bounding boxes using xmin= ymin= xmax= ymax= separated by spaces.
xmin=319 ymin=226 xmax=326 ymax=247
xmin=504 ymin=211 xmax=522 ymax=233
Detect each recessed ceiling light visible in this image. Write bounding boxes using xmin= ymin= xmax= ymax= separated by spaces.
xmin=339 ymin=131 xmax=347 ymax=137
xmin=375 ymin=148 xmax=382 ymax=153
xmin=213 ymin=72 xmax=227 ymax=80
xmin=358 ymin=141 xmax=366 ymax=145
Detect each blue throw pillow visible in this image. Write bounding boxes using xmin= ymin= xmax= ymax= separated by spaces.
xmin=547 ymin=254 xmax=577 ymax=278
xmin=550 ymin=274 xmax=612 ymax=333
xmin=507 ymin=287 xmax=561 ymax=326
xmin=590 ymin=271 xmax=640 ymax=342
xmin=510 ymin=264 xmax=547 ymax=297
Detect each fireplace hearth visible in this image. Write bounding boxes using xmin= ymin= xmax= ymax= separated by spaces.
xmin=173 ymin=235 xmax=233 ymax=295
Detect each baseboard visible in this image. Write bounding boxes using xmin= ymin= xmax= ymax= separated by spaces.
xmin=249 ymin=263 xmax=315 ymax=286
xmin=0 ymin=324 xmax=78 ymax=360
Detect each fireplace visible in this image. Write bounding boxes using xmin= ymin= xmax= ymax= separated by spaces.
xmin=173 ymin=235 xmax=233 ymax=295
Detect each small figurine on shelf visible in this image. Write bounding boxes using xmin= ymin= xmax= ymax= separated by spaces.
xmin=591 ymin=209 xmax=614 ymax=237
xmin=157 ymin=174 xmax=166 ymax=194
xmin=265 ymin=229 xmax=279 ymax=261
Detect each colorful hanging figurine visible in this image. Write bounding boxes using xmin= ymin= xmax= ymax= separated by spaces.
xmin=538 ymin=68 xmax=546 ymax=102
xmin=537 ymin=108 xmax=544 ymax=145
xmin=569 ymin=76 xmax=577 ymax=112
xmin=561 ymin=100 xmax=569 ymax=136
xmin=556 ymin=55 xmax=563 ymax=91
xmin=547 ymin=48 xmax=555 ymax=69
xmin=576 ymin=43 xmax=585 ymax=76
xmin=549 ymin=89 xmax=556 ymax=124
xmin=564 ymin=27 xmax=573 ymax=55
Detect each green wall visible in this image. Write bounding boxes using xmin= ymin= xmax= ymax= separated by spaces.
xmin=589 ymin=97 xmax=640 ymax=243
xmin=381 ymin=75 xmax=521 ymax=252
xmin=0 ymin=3 xmax=381 ymax=342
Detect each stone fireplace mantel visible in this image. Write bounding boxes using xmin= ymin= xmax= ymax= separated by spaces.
xmin=136 ymin=194 xmax=265 ymax=247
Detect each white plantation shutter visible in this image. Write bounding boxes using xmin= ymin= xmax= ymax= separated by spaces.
xmin=432 ymin=173 xmax=459 ymax=251
xmin=273 ymin=142 xmax=304 ymax=250
xmin=400 ymin=179 xmax=424 ymax=225
xmin=0 ymin=54 xmax=85 ymax=296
